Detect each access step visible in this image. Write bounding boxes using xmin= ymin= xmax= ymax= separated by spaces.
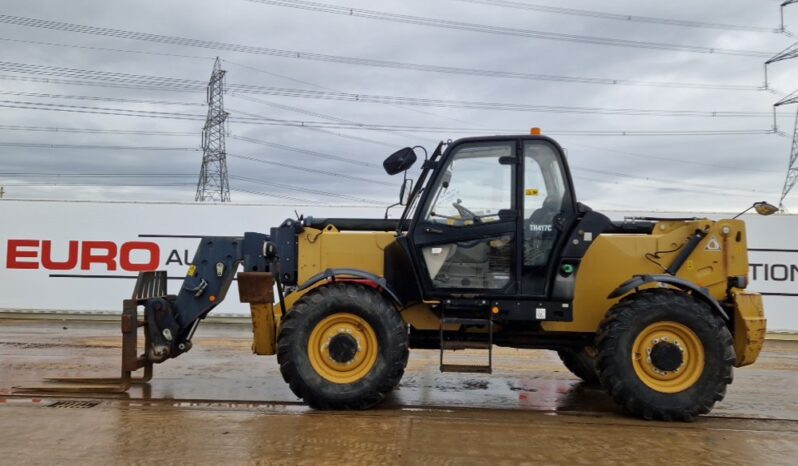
xmin=440 ymin=363 xmax=492 ymax=374
xmin=441 ymin=340 xmax=492 ymax=350
xmin=440 ymin=317 xmax=492 ymax=326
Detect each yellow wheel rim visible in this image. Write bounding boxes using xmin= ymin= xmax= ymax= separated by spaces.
xmin=308 ymin=313 xmax=379 ymax=384
xmin=631 ymin=321 xmax=705 ymax=394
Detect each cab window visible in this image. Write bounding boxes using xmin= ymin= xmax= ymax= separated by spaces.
xmin=523 ymin=142 xmax=567 ymax=267
xmin=424 ymin=142 xmax=514 ymax=226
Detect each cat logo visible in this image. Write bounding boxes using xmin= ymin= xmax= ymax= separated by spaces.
xmin=705 ymin=235 xmax=721 ymax=252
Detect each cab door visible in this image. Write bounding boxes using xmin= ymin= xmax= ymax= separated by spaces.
xmin=520 ymin=140 xmax=576 ymax=296
xmin=408 ymin=140 xmax=519 ymax=298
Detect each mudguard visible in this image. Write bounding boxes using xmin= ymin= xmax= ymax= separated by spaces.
xmin=608 ymin=274 xmax=729 ymax=322
xmin=296 ymin=268 xmax=402 ymax=306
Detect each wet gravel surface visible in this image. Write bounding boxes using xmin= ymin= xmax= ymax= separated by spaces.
xmin=1 ymin=319 xmax=797 ymax=465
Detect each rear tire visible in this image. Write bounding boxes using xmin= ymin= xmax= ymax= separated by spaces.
xmin=557 ymin=348 xmax=600 ymax=386
xmin=596 ymin=289 xmax=734 ymax=421
xmin=277 ymin=283 xmax=409 ymax=409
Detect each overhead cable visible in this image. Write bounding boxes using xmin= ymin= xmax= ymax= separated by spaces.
xmin=0 ymin=16 xmax=765 ymax=90
xmin=0 ymin=124 xmax=196 ymax=137
xmin=0 ymin=141 xmax=198 ymax=151
xmin=230 ymin=134 xmax=380 ymax=168
xmin=452 ymin=0 xmax=780 ymax=33
xmin=230 ymin=174 xmax=384 ymax=204
xmin=228 ymin=153 xmax=386 ymax=185
xmin=245 ymin=0 xmax=773 ymax=57
xmin=0 ymin=61 xmax=773 ymax=117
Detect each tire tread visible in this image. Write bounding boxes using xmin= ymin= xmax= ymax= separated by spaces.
xmin=596 ymin=289 xmax=733 ymax=422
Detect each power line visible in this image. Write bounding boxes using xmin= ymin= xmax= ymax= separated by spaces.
xmin=0 ymin=141 xmax=198 ymax=151
xmin=229 ymin=119 xmax=778 ymax=136
xmin=228 ymin=153 xmax=385 ymax=185
xmin=571 ymin=166 xmax=779 ymax=195
xmin=302 ymin=126 xmax=398 ymax=148
xmin=0 ymin=62 xmax=420 ymax=148
xmin=0 ymin=90 xmax=204 ymax=107
xmin=231 ymin=97 xmax=415 ymax=147
xmin=453 ymin=0 xmax=781 ymax=33
xmin=0 ymin=82 xmax=777 ymax=121
xmin=0 ymin=36 xmax=214 ymax=61
xmin=230 ymin=187 xmax=383 ymax=207
xmin=0 ymin=73 xmax=201 ymax=93
xmin=0 ymin=98 xmax=777 ymax=136
xmin=0 ymin=17 xmax=765 ymax=91
xmin=231 ymin=174 xmax=383 ymax=204
xmin=230 ymin=134 xmax=380 ymax=168
xmin=0 ymin=99 xmax=206 ymax=121
xmin=0 ymin=124 xmax=196 ymax=137
xmin=4 ymin=175 xmax=768 ymax=199
xmin=0 ymin=61 xmax=204 ymax=86
xmin=571 ymin=174 xmax=773 ymax=199
xmin=225 ymin=59 xmax=481 ymax=130
xmin=226 ymin=86 xmax=779 ymax=117
xmin=0 ymin=177 xmax=373 ymax=204
xmin=0 ymin=61 xmax=772 ymax=118
xmin=568 ymin=142 xmax=782 ymax=174
xmin=1 ymin=182 xmax=195 ymax=188
xmin=246 ymin=0 xmax=774 ymax=57
xmin=229 ymin=186 xmax=326 ymax=204
xmin=544 ymin=129 xmax=778 ymax=137
xmin=231 ymin=92 xmax=439 ymax=144
xmin=0 ymin=172 xmax=195 ymax=178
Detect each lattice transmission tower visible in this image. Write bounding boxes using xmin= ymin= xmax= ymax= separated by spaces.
xmin=765 ymin=1 xmax=798 ymax=88
xmin=782 ymin=0 xmax=798 ymax=32
xmin=776 ymin=91 xmax=798 ymax=210
xmin=195 ymin=57 xmax=231 ymax=202
xmin=765 ymin=2 xmax=798 ymax=210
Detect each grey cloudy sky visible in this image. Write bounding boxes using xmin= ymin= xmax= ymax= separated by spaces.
xmin=0 ymin=0 xmax=796 ymax=213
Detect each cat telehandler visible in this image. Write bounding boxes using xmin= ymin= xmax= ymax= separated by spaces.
xmin=36 ymin=132 xmax=773 ymax=421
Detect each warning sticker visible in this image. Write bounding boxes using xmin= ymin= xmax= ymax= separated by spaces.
xmin=705 ymin=235 xmax=721 ymax=252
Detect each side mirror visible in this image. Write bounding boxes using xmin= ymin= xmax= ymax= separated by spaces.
xmin=734 ymin=201 xmax=779 ymax=219
xmin=399 ymin=178 xmax=413 ymax=205
xmin=383 ymin=147 xmax=417 ymax=175
xmin=754 ymin=201 xmax=778 ymax=216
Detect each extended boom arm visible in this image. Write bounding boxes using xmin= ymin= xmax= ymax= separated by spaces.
xmin=143 ymin=232 xmax=272 ymax=362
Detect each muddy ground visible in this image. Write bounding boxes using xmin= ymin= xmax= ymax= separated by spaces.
xmin=0 ymin=318 xmax=797 ymax=465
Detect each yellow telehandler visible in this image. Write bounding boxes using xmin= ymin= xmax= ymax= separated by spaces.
xmin=39 ymin=133 xmax=773 ymax=421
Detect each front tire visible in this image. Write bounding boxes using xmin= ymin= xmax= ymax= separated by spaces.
xmin=596 ymin=289 xmax=734 ymax=421
xmin=557 ymin=347 xmax=600 ymax=386
xmin=277 ymin=283 xmax=409 ymax=409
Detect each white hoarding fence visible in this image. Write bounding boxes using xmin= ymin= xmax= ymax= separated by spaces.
xmin=0 ymin=200 xmax=795 ymax=331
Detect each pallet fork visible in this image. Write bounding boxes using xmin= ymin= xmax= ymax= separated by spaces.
xmin=14 ymin=233 xmax=275 ymax=395
xmin=13 ymin=272 xmax=165 ymax=394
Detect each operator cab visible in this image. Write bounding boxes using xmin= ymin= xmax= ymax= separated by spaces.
xmin=385 ymin=135 xmax=584 ymax=315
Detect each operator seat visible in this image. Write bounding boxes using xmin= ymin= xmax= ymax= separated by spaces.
xmin=524 ymin=196 xmax=561 ymax=266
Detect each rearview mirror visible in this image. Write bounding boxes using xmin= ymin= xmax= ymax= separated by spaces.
xmin=734 ymin=201 xmax=779 ymax=219
xmin=383 ymin=147 xmax=417 ymax=175
xmin=754 ymin=201 xmax=778 ymax=216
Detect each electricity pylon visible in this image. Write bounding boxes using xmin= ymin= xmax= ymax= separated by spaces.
xmin=195 ymin=57 xmax=231 ymax=202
